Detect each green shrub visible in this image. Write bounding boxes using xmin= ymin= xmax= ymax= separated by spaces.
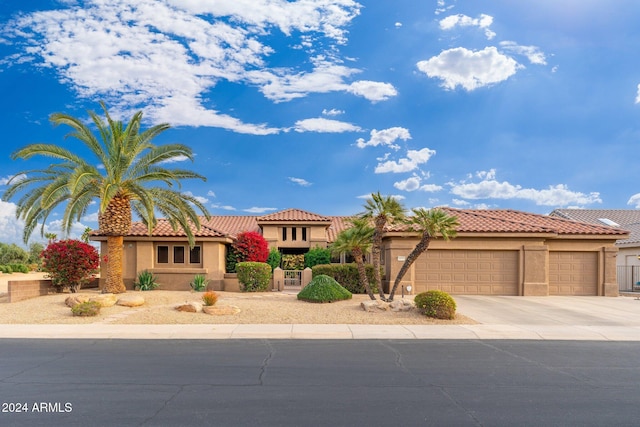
xmin=226 ymin=246 xmax=239 ymax=273
xmin=304 ymin=246 xmax=331 ymax=269
xmin=282 ymin=254 xmax=305 ymax=270
xmin=266 ymin=247 xmax=282 ymax=271
xmin=190 ymin=274 xmax=210 ymax=292
xmin=311 ymin=264 xmax=380 ymax=294
xmin=71 ymin=301 xmax=101 ymax=317
xmin=0 ymin=265 xmax=13 ymax=274
xmin=9 ymin=263 xmax=29 ymax=273
xmin=202 ymin=291 xmax=218 ymax=306
xmin=297 ymin=275 xmax=352 ymax=303
xmin=237 ymin=262 xmax=271 ymax=292
xmin=134 ymin=270 xmax=160 ymax=291
xmin=414 ymin=290 xmax=456 ymax=320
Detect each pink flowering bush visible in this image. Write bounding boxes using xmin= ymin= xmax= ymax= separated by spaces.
xmin=41 ymin=239 xmax=100 ymax=293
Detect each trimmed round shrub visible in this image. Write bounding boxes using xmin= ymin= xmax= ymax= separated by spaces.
xmin=311 ymin=264 xmax=380 ymax=294
xmin=297 ymin=274 xmax=352 ymax=303
xmin=414 ymin=290 xmax=456 ymax=320
xmin=237 ymin=262 xmax=272 ymax=292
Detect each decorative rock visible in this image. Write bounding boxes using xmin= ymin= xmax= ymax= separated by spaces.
xmin=89 ymin=293 xmax=118 ymax=307
xmin=65 ymin=294 xmax=91 ymax=307
xmin=175 ymin=302 xmax=203 ymax=313
xmin=389 ymin=299 xmax=413 ymax=312
xmin=203 ymin=305 xmax=241 ymax=316
xmin=360 ymin=300 xmax=379 ymax=312
xmin=117 ymin=295 xmax=145 ymax=307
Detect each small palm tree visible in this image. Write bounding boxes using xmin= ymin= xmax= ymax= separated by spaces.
xmin=3 ymin=102 xmax=210 ymax=294
xmin=388 ymin=208 xmax=459 ymax=301
xmin=331 ymin=217 xmax=376 ymax=300
xmin=360 ymin=191 xmax=406 ymax=300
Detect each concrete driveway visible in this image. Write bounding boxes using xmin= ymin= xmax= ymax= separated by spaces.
xmin=455 ymin=295 xmax=640 ymax=326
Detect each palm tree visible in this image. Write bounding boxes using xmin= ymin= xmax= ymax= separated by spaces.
xmin=387 ymin=208 xmax=459 ymax=301
xmin=360 ymin=191 xmax=405 ymax=301
xmin=3 ymin=102 xmax=210 ymax=294
xmin=331 ymin=217 xmax=376 ymax=300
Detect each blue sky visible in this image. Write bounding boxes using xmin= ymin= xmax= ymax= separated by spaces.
xmin=1 ymin=0 xmax=640 ymax=247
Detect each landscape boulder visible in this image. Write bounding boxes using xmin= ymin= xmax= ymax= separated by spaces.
xmin=175 ymin=302 xmax=203 ymax=313
xmin=117 ymin=295 xmax=145 ymax=307
xmin=389 ymin=299 xmax=413 ymax=312
xmin=89 ymin=293 xmax=117 ymax=307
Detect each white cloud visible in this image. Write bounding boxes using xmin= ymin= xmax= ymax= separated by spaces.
xmin=439 ymin=13 xmax=496 ymax=39
xmin=500 ymin=41 xmax=547 ymax=65
xmin=289 ymin=177 xmax=312 ymax=187
xmin=322 ymin=108 xmax=344 ymax=116
xmin=294 ymin=117 xmax=362 ymax=133
xmin=159 ymin=155 xmax=191 ymax=164
xmin=449 ymin=170 xmax=602 ymax=207
xmin=357 ymin=193 xmax=405 ymax=200
xmin=348 ymin=80 xmax=398 ymax=102
xmin=627 ymin=194 xmax=640 ymax=208
xmin=212 ymin=204 xmax=236 ymax=211
xmin=635 ymin=84 xmax=640 ymax=104
xmin=3 ymin=0 xmax=384 ymax=134
xmin=207 ymin=190 xmax=217 ymax=197
xmin=395 ymin=22 xmax=402 ymax=28
xmin=243 ymin=206 xmax=277 ymax=214
xmin=393 ymin=175 xmax=443 ymax=192
xmin=356 ymin=127 xmax=411 ymax=150
xmin=375 ymin=147 xmax=436 ymax=173
xmin=417 ymin=47 xmax=521 ymax=91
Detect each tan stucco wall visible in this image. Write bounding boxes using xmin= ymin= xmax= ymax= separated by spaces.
xmin=261 ymin=224 xmax=329 ymax=249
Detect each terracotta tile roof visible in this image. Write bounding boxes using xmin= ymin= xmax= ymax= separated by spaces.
xmin=257 ymin=208 xmax=332 ymax=223
xmin=387 ymin=207 xmax=628 ymax=236
xmin=98 ymin=207 xmax=626 ymax=240
xmin=128 ymin=219 xmax=227 ymax=238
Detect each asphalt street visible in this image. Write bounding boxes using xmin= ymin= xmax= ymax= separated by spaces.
xmin=1 ymin=339 xmax=640 ymax=426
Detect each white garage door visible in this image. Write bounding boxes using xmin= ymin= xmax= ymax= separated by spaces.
xmin=414 ymin=250 xmax=519 ymax=295
xmin=549 ymin=252 xmax=598 ymax=295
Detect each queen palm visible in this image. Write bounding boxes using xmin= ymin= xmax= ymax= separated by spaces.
xmin=331 ymin=217 xmax=376 ymax=300
xmin=360 ymin=191 xmax=405 ymax=301
xmin=388 ymin=208 xmax=459 ymax=301
xmin=3 ymin=102 xmax=210 ymax=294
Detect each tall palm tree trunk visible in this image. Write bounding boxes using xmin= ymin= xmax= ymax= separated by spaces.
xmin=388 ymin=235 xmax=431 ymax=301
xmin=104 ymin=235 xmax=126 ymax=293
xmin=354 ymin=248 xmax=376 ymax=300
xmin=372 ymin=218 xmax=386 ymax=300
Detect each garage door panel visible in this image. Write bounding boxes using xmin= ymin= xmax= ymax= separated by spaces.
xmin=549 ymin=252 xmax=597 ymax=295
xmin=415 ymin=250 xmax=519 ymax=295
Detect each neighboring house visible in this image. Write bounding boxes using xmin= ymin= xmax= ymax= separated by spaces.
xmin=549 ymin=209 xmax=640 ymax=290
xmin=91 ymin=207 xmax=627 ymax=296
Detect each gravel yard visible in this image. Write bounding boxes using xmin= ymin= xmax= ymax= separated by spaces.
xmin=0 ymin=275 xmax=475 ymax=325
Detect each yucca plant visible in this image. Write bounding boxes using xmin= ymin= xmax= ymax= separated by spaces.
xmin=190 ymin=274 xmax=210 ymax=292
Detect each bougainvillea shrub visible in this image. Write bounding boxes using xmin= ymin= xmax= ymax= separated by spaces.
xmin=232 ymin=231 xmax=269 ymax=263
xmin=41 ymin=239 xmax=100 ymax=293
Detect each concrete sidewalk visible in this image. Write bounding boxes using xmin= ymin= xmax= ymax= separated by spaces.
xmin=2 ymin=295 xmax=640 ymax=340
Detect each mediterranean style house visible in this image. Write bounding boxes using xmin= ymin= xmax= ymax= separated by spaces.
xmin=91 ymin=207 xmax=628 ymax=296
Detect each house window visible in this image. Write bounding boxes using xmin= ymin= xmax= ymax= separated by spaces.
xmin=190 ymin=246 xmax=201 ymax=264
xmin=282 ymin=227 xmax=287 ymax=241
xmin=302 ymin=227 xmax=307 ymax=241
xmin=157 ymin=246 xmax=169 ymax=264
xmin=292 ymin=227 xmax=297 ymax=241
xmin=174 ymin=246 xmax=185 ymax=264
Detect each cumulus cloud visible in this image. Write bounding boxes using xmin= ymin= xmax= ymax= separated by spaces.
xmin=375 ymin=147 xmax=436 ymax=173
xmin=417 ymin=46 xmax=521 ymax=91
xmin=294 ymin=117 xmax=362 ymax=133
xmin=348 ymin=80 xmax=398 ymax=102
xmin=500 ymin=41 xmax=547 ymax=65
xmin=207 ymin=190 xmax=217 ymax=197
xmin=289 ymin=177 xmax=312 ymax=187
xmin=393 ymin=175 xmax=443 ymax=192
xmin=636 ymin=84 xmax=640 ymax=104
xmin=627 ymin=193 xmax=640 ymax=208
xmin=356 ymin=127 xmax=411 ymax=150
xmin=182 ymin=191 xmax=209 ymax=204
xmin=322 ymin=108 xmax=344 ymax=116
xmin=449 ymin=169 xmax=602 ymax=207
xmin=439 ymin=13 xmax=495 ymax=39
xmin=2 ymin=0 xmax=397 ymax=134
xmin=211 ymin=204 xmax=237 ymax=211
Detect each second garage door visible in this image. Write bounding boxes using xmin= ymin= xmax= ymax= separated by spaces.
xmin=414 ymin=250 xmax=519 ymax=295
xmin=549 ymin=252 xmax=598 ymax=295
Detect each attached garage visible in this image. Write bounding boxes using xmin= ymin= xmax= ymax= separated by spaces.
xmin=549 ymin=252 xmax=598 ymax=296
xmin=414 ymin=250 xmax=519 ymax=295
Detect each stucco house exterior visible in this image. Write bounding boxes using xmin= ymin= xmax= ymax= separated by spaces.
xmin=549 ymin=209 xmax=640 ymax=291
xmin=91 ymin=207 xmax=627 ymax=296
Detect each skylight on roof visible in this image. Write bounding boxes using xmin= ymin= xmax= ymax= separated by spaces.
xmin=598 ymin=218 xmax=620 ymax=227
